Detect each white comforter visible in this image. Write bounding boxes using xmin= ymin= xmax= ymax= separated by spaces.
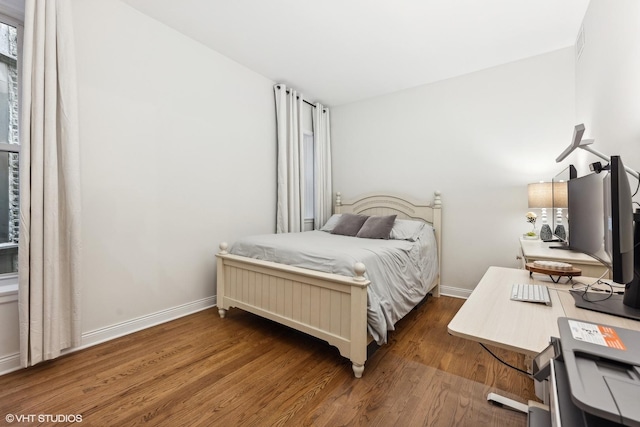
xmin=229 ymin=227 xmax=438 ymax=345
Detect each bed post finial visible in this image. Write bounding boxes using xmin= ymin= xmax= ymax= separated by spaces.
xmin=219 ymin=242 xmax=229 ymax=255
xmin=433 ymin=191 xmax=442 ymax=209
xmin=336 ymin=192 xmax=342 ymax=206
xmin=353 ymin=262 xmax=366 ymax=281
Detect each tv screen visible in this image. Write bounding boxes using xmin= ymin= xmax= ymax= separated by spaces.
xmin=567 ymin=172 xmax=604 ymax=256
xmin=569 ymin=156 xmax=640 ymax=320
xmin=551 ymin=165 xmax=574 ymax=242
xmin=605 ymin=156 xmax=635 ymax=285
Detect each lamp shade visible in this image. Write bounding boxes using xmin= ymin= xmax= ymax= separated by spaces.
xmin=528 ymin=182 xmax=552 ymax=208
xmin=552 ymin=181 xmax=568 ymax=209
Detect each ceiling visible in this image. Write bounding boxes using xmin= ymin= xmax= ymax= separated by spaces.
xmin=120 ymin=0 xmax=590 ymax=106
xmin=6 ymin=0 xmax=580 ymax=107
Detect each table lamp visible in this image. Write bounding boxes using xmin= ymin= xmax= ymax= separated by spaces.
xmin=552 ymin=181 xmax=568 ymax=240
xmin=528 ymin=182 xmax=553 ymax=241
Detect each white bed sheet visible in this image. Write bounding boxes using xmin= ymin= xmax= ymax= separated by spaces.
xmin=229 ymin=226 xmax=438 ymax=344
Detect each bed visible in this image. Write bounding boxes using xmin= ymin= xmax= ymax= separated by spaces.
xmin=215 ymin=191 xmax=442 ymax=378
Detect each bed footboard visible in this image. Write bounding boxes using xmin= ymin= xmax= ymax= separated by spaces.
xmin=216 ymin=243 xmax=371 ymax=378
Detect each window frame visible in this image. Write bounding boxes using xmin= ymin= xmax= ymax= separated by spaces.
xmin=302 ymin=131 xmax=314 ymax=225
xmin=0 ymin=10 xmax=23 ymax=296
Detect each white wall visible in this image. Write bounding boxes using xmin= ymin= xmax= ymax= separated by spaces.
xmin=332 ymin=49 xmax=575 ymax=293
xmin=570 ymin=0 xmax=640 ymax=178
xmin=74 ymin=0 xmax=276 ymax=330
xmin=1 ymin=0 xmax=277 ymax=372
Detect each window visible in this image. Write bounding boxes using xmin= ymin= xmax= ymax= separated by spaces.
xmin=303 ymin=132 xmax=314 ymax=222
xmin=0 ymin=19 xmax=19 ymax=275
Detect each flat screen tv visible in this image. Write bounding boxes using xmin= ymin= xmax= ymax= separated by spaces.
xmin=566 ymin=172 xmax=604 ymax=256
xmin=569 ymin=156 xmax=640 ymax=320
xmin=551 ymin=165 xmax=575 ymax=242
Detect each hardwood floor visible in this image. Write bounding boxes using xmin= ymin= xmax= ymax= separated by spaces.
xmin=0 ymin=296 xmax=537 ymax=426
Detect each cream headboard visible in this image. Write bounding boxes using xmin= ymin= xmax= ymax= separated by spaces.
xmin=334 ymin=191 xmax=441 ymax=223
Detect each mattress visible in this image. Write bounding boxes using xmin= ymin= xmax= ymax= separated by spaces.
xmin=229 ymin=226 xmax=438 ymax=344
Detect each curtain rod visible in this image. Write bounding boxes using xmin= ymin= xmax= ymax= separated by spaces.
xmin=275 ymin=85 xmax=326 ymax=112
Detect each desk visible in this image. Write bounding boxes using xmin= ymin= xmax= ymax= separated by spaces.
xmin=448 ymin=266 xmax=640 ymax=358
xmin=518 ymin=238 xmax=611 ymax=279
xmin=448 ymin=266 xmax=640 ymax=418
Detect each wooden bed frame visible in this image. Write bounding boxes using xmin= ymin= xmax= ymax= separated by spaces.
xmin=215 ymin=191 xmax=442 ymax=378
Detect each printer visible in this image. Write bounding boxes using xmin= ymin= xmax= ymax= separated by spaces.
xmin=532 ymin=317 xmax=640 ymax=426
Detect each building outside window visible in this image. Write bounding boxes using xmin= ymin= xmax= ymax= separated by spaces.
xmin=0 ymin=20 xmax=19 ymax=275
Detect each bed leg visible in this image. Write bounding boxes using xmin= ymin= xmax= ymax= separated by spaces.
xmin=352 ymin=363 xmax=364 ymax=378
xmin=218 ymin=308 xmax=227 ymax=318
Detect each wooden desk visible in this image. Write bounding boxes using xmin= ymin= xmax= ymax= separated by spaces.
xmin=518 ymin=238 xmax=611 ymax=279
xmin=448 ymin=266 xmax=640 ymax=358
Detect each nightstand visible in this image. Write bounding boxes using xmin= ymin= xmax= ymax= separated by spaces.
xmin=518 ymin=238 xmax=611 ymax=279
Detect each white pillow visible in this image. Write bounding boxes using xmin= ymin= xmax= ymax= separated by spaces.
xmin=389 ymin=219 xmax=426 ymax=241
xmin=319 ymin=214 xmax=342 ymax=232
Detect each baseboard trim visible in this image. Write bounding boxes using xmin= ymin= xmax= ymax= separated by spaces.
xmin=79 ymin=296 xmax=217 ymax=350
xmin=0 ymin=295 xmax=217 ymax=377
xmin=439 ymin=285 xmax=472 ymax=299
xmin=0 ymin=352 xmax=19 ymax=376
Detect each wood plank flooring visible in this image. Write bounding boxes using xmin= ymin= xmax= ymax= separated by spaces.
xmin=0 ymin=296 xmax=537 ymax=426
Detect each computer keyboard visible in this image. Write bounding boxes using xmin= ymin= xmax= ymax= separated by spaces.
xmin=511 ymin=283 xmax=552 ymax=306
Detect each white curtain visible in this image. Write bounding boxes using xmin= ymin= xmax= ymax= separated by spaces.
xmin=312 ymin=104 xmax=332 ymax=229
xmin=274 ymin=84 xmax=304 ymax=233
xmin=18 ymin=0 xmax=82 ymax=367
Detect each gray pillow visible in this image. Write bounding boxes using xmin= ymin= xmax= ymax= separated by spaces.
xmin=331 ymin=213 xmax=369 ymax=236
xmin=356 ymin=215 xmax=397 ymax=239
